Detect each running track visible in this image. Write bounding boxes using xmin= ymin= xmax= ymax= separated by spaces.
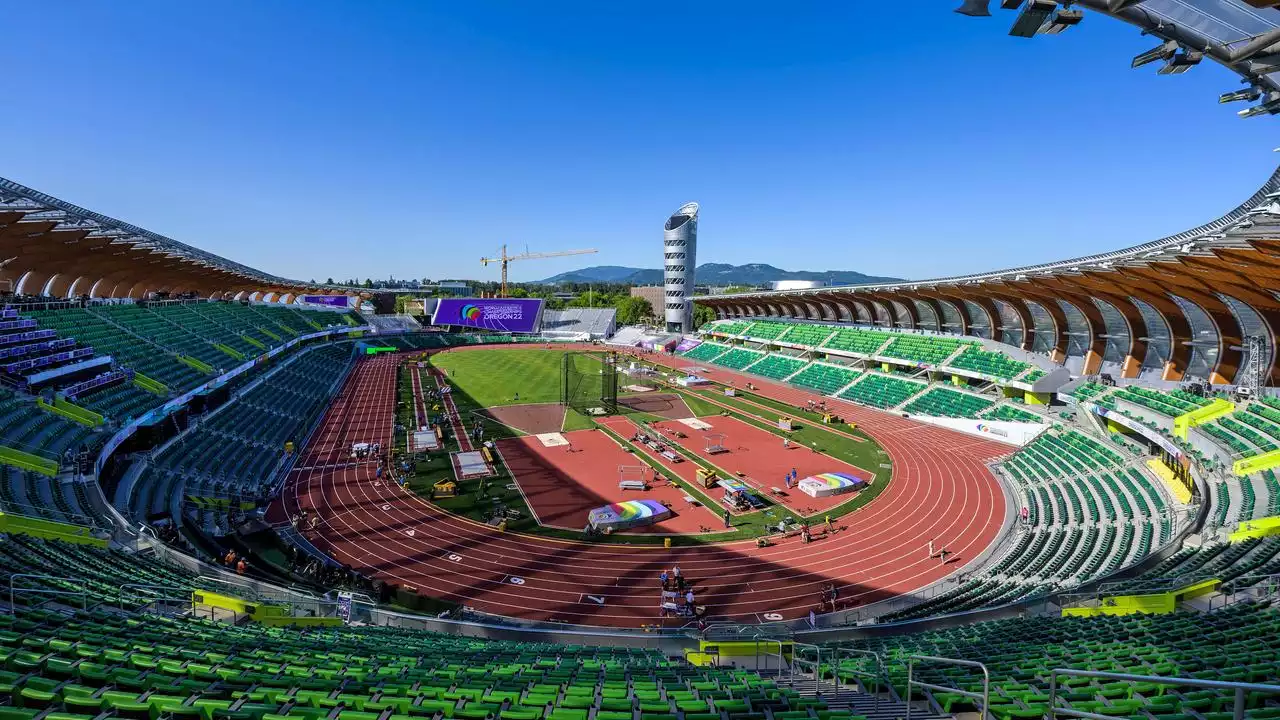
xmin=272 ymin=346 xmax=1011 ymax=628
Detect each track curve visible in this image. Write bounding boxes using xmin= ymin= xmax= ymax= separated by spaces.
xmin=273 ymin=345 xmax=1012 ymax=628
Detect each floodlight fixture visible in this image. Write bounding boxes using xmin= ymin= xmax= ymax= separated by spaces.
xmin=1009 ymin=0 xmax=1057 ymax=37
xmin=1157 ymin=50 xmax=1203 ymax=75
xmin=1041 ymin=7 xmax=1083 ymax=34
xmin=1238 ymin=91 xmax=1280 ymax=118
xmin=955 ymin=0 xmax=992 ymax=16
xmin=1131 ymin=40 xmax=1179 ymax=68
xmin=1220 ymin=87 xmax=1263 ymax=104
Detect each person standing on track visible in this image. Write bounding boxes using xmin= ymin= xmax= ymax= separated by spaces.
xmin=723 ymin=509 xmax=731 ymax=529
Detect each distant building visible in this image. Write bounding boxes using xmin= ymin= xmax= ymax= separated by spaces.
xmin=769 ymin=279 xmax=827 ymax=291
xmin=629 ymin=286 xmax=665 ymax=316
xmin=663 ymin=202 xmax=699 ymax=333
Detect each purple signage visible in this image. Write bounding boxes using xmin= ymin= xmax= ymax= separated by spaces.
xmin=300 ymin=295 xmax=352 ymax=309
xmin=432 ymin=298 xmax=543 ymax=334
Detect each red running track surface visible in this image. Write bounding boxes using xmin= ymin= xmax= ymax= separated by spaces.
xmin=273 ymin=346 xmax=1012 ymax=628
xmin=643 ymin=415 xmax=874 ymax=515
xmin=495 ymin=430 xmax=721 ymax=535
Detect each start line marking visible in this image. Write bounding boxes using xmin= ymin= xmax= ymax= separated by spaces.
xmin=581 ymin=594 xmax=605 ymax=605
xmin=444 ymin=553 xmax=463 ymax=562
xmin=762 ymin=612 xmax=784 ymax=621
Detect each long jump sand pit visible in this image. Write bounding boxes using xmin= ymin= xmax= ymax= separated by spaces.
xmin=479 ymin=403 xmax=566 ymax=435
xmin=497 ymin=428 xmax=718 ymax=534
xmin=616 ymin=393 xmax=694 ymax=419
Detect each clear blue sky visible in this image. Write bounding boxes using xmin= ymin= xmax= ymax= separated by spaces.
xmin=2 ymin=1 xmax=1276 ymax=284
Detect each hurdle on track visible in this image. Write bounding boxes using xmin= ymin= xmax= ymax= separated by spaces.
xmin=705 ymin=433 xmax=728 ymax=455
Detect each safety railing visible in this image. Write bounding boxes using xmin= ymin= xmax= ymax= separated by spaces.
xmin=831 ymin=648 xmax=885 ymax=698
xmin=117 ymin=583 xmax=194 ymax=612
xmin=8 ymin=574 xmax=87 ymax=612
xmin=1048 ymin=669 xmax=1280 ymax=720
xmin=752 ymin=634 xmax=787 ymax=672
xmin=790 ymin=642 xmax=822 ymax=697
xmin=906 ymin=655 xmax=989 ymax=720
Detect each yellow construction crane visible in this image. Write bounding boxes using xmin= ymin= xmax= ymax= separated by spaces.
xmin=481 ymin=244 xmax=598 ymax=297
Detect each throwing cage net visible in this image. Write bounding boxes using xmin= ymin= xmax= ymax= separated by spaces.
xmin=560 ymin=351 xmax=618 ymax=415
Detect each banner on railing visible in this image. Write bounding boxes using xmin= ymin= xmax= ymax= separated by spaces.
xmin=301 ymin=295 xmax=353 ymax=309
xmin=1085 ymin=402 xmax=1185 ymax=460
xmin=337 ymin=591 xmax=353 ymax=623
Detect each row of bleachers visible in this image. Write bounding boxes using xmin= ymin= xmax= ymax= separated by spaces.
xmin=0 ymin=535 xmax=202 ymax=610
xmin=26 ymin=307 xmax=209 ymax=392
xmin=743 ymin=354 xmax=806 ymax=380
xmin=1110 ymin=537 xmax=1280 ymax=595
xmin=821 ymin=602 xmax=1280 ymax=720
xmin=948 ymin=345 xmax=1030 ymax=380
xmin=708 ymin=348 xmax=763 ymax=371
xmin=89 ymin=305 xmax=231 ymax=372
xmin=902 ymin=387 xmax=995 ymax=418
xmin=77 ymin=380 xmax=158 ymax=422
xmin=1002 ymin=431 xmax=1124 ymax=482
xmin=702 ymin=319 xmax=749 ymax=335
xmin=1113 ymin=386 xmax=1212 ymax=417
xmin=982 ymin=404 xmax=1043 ymax=423
xmin=679 ymin=341 xmax=730 ymax=362
xmin=0 ymin=596 xmax=839 ymax=720
xmin=820 ymin=327 xmax=891 ymax=355
xmin=740 ymin=320 xmax=791 ymax=340
xmin=885 ymin=432 xmax=1169 ymax=622
xmin=700 ymin=319 xmax=1047 ymax=389
xmin=1217 ymin=416 xmax=1278 ymax=454
xmin=1068 ymin=382 xmax=1111 ymax=403
xmin=0 ymin=390 xmax=96 ymax=461
xmin=837 ymin=374 xmax=926 ymax=409
xmin=778 ymin=323 xmax=834 ymax=347
xmin=123 ymin=343 xmax=354 ymax=525
xmin=786 ymin=363 xmax=861 ymax=395
xmin=880 ymin=335 xmax=968 ymax=365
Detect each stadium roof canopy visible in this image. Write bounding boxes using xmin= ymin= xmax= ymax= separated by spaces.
xmin=959 ymin=0 xmax=1280 ymax=109
xmin=0 ymin=176 xmax=331 ymax=301
xmin=698 ymin=2 xmax=1280 ymax=389
xmin=697 ymin=162 xmax=1280 ymax=388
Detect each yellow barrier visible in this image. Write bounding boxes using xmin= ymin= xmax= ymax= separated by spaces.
xmin=1062 ymin=578 xmax=1219 ymax=617
xmin=1174 ymin=398 xmax=1235 ymax=441
xmin=241 ymin=335 xmax=267 ymax=351
xmin=1025 ymin=392 xmax=1050 ymax=406
xmin=258 ymin=327 xmax=282 ymax=342
xmin=133 ymin=372 xmax=168 ymax=395
xmin=38 ymin=397 xmax=103 ymax=427
xmin=1146 ymin=458 xmax=1192 ymax=504
xmin=0 ymin=446 xmax=58 ymax=477
xmin=256 ymin=615 xmax=342 ymax=627
xmin=1233 ymin=449 xmax=1280 ymax=477
xmin=686 ymin=640 xmax=792 ymax=666
xmin=0 ymin=512 xmax=106 ymax=547
xmin=214 ymin=343 xmax=246 ymax=361
xmin=1229 ymin=515 xmax=1280 ymax=542
xmin=177 ymin=355 xmax=216 ymax=374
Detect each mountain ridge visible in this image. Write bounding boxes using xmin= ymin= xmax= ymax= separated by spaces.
xmin=537 ymin=263 xmax=901 ymax=286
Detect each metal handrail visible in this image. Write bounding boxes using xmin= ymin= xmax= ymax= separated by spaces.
xmin=832 ymin=648 xmax=885 ymax=699
xmin=752 ymin=634 xmax=787 ymax=672
xmin=8 ymin=574 xmax=87 ymax=612
xmin=118 ymin=584 xmax=195 ymax=611
xmin=1048 ymin=669 xmax=1280 ymax=720
xmin=790 ymin=641 xmax=822 ymax=697
xmin=906 ymin=655 xmax=990 ymax=720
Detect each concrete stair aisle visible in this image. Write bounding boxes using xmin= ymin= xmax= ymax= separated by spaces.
xmin=767 ymin=670 xmax=952 ymax=720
